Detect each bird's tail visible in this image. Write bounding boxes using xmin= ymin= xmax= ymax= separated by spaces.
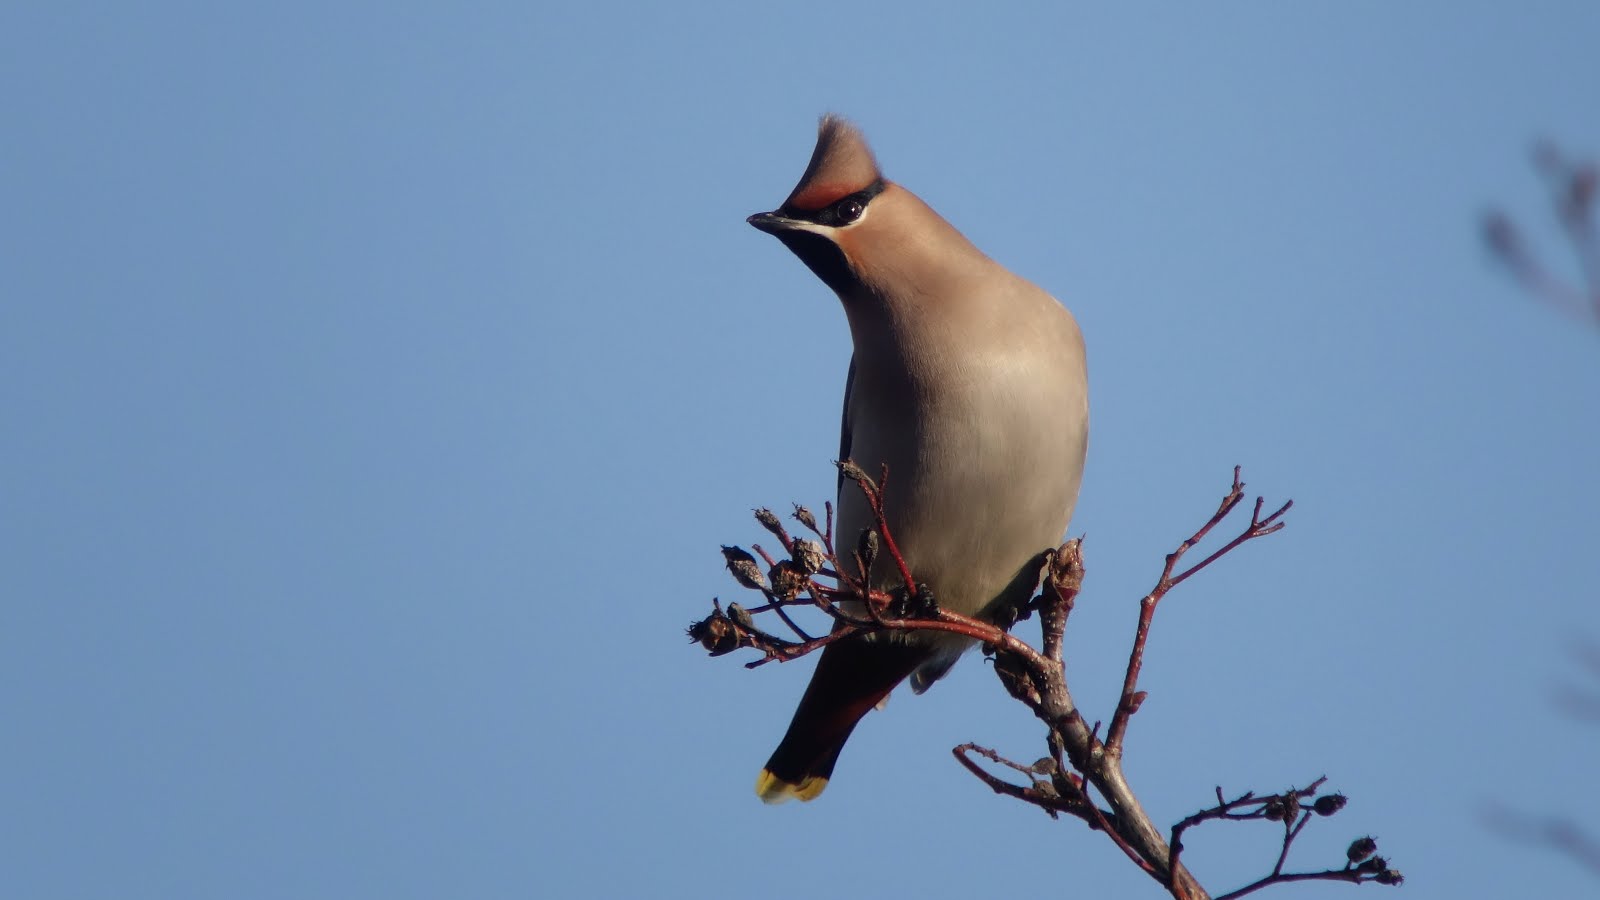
xmin=756 ymin=637 xmax=923 ymax=803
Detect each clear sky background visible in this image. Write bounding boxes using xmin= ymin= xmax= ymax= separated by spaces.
xmin=4 ymin=3 xmax=1599 ymax=899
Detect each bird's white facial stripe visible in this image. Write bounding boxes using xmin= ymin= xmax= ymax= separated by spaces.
xmin=779 ymin=204 xmax=870 ymax=237
xmin=793 ymin=202 xmax=871 ymax=235
xmin=782 ymin=219 xmax=835 ymax=237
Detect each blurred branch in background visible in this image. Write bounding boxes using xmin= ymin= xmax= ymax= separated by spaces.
xmin=1485 ymin=806 xmax=1600 ymax=879
xmin=691 ymin=466 xmax=1400 ymax=899
xmin=1483 ymin=142 xmax=1600 ymax=327
xmin=1481 ymin=141 xmax=1600 ymax=876
xmin=1485 ymin=639 xmax=1600 ymax=878
xmin=1554 ymin=640 xmax=1600 ymax=724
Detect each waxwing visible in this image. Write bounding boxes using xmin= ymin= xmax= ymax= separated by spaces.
xmin=747 ymin=115 xmax=1089 ymax=802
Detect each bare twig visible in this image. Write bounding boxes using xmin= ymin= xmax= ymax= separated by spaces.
xmin=1107 ymin=467 xmax=1291 ymax=755
xmin=835 ymin=461 xmax=919 ymax=599
xmin=952 ymin=743 xmax=1074 ymax=819
xmin=1486 ymin=637 xmax=1600 ymax=875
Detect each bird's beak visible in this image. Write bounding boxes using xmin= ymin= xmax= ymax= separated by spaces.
xmin=747 ymin=211 xmax=804 ymax=234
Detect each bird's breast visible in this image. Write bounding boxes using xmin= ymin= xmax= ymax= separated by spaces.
xmin=838 ymin=327 xmax=1088 ymax=621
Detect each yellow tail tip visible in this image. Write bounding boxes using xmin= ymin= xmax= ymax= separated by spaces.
xmin=755 ymin=768 xmax=829 ymax=803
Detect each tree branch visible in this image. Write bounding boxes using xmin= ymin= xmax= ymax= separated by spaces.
xmin=691 ymin=465 xmax=1396 ymax=899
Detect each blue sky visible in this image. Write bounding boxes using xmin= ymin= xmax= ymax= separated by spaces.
xmin=3 ymin=3 xmax=1599 ymax=898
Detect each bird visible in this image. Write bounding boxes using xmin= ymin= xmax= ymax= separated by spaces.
xmin=745 ymin=115 xmax=1090 ymax=803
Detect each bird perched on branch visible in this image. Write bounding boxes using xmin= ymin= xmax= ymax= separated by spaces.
xmin=746 ymin=115 xmax=1089 ymax=802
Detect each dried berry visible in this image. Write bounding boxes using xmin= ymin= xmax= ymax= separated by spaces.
xmin=790 ymin=538 xmax=826 ymax=577
xmin=753 ymin=507 xmax=788 ymax=542
xmin=720 ymin=546 xmax=767 ymax=590
xmin=1346 ymin=836 xmax=1377 ymax=864
xmin=1314 ymin=793 xmax=1347 ymax=816
xmin=768 ymin=560 xmax=807 ymax=600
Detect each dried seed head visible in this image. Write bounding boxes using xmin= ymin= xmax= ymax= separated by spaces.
xmin=721 ymin=545 xmax=767 ymax=590
xmin=1031 ymin=757 xmax=1057 ymax=775
xmin=753 ymin=507 xmax=787 ymax=541
xmin=1280 ymin=793 xmax=1301 ymax=821
xmin=790 ymin=538 xmax=826 ymax=577
xmin=1346 ymin=836 xmax=1378 ymax=864
xmin=687 ymin=606 xmax=745 ymax=656
xmin=768 ymin=560 xmax=807 ymax=600
xmin=836 ymin=460 xmax=874 ymax=492
xmin=1375 ymin=869 xmax=1403 ymax=886
xmin=857 ymin=528 xmax=879 ymax=571
xmin=1313 ymin=793 xmax=1347 ymax=817
xmin=1358 ymin=855 xmax=1388 ymax=874
xmin=792 ymin=504 xmax=818 ymax=533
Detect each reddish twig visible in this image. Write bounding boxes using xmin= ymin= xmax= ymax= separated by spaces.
xmin=1107 ymin=467 xmax=1291 ymax=755
xmin=764 ymin=601 xmax=812 ymax=643
xmin=837 ymin=461 xmax=919 ymax=598
xmin=953 ymin=741 xmax=1159 ymax=876
xmin=1164 ymin=780 xmax=1401 ymax=898
xmin=952 ymin=743 xmax=1073 ymax=818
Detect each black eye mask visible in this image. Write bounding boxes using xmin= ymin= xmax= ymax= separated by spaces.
xmin=783 ymin=179 xmax=886 ymax=228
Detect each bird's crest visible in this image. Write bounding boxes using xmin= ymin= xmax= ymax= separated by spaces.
xmin=784 ymin=114 xmax=883 ymax=213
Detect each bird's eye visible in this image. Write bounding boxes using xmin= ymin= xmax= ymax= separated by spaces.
xmin=836 ymin=198 xmax=865 ymax=224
